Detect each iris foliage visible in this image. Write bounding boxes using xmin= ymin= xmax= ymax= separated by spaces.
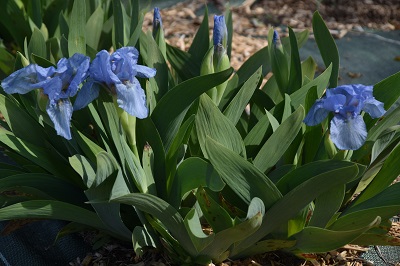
xmin=0 ymin=1 xmax=399 ymax=265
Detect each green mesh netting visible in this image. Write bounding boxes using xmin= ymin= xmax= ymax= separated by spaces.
xmin=0 ymin=220 xmax=90 ymax=266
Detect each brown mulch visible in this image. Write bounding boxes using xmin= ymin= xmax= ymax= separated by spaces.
xmin=69 ymin=1 xmax=400 ymax=265
xmin=142 ymin=0 xmax=400 ymax=71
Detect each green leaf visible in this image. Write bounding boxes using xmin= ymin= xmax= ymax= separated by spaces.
xmin=127 ymin=11 xmax=144 ymax=47
xmin=235 ymin=239 xmax=296 ymax=257
xmin=351 ymin=144 xmax=400 ymax=206
xmin=0 ymin=94 xmax=45 ymax=147
xmin=69 ymin=154 xmax=96 ymax=188
xmin=27 ymin=0 xmax=42 ymax=28
xmin=367 ymin=106 xmax=400 ymax=141
xmin=0 ymin=128 xmax=79 ymax=183
xmin=139 ymin=31 xmax=168 ymax=102
xmin=0 ymin=173 xmax=86 ymax=206
xmin=276 ymin=160 xmax=355 ymax=195
xmin=85 ymin=5 xmax=104 ymax=50
xmin=42 ymin=0 xmax=68 ymax=37
xmin=72 ymin=129 xmax=105 ymax=164
xmin=113 ymin=193 xmax=198 ymax=256
xmin=183 ymin=209 xmax=214 ymax=253
xmin=373 ymin=71 xmax=400 ymax=110
xmin=199 ymin=211 xmax=263 ymax=263
xmin=31 ymin=54 xmax=56 ymax=68
xmin=166 ymin=44 xmax=200 ymax=81
xmin=112 ymin=0 xmax=124 ymax=47
xmin=281 ymin=94 xmax=293 ymax=122
xmin=196 ymin=94 xmax=246 ymax=158
xmin=308 ymin=185 xmax=345 ymax=228
xmin=68 ymin=0 xmax=86 ymax=55
xmin=262 ymin=75 xmax=283 ymax=105
xmin=28 ymin=28 xmax=46 ymax=62
xmin=0 ymin=48 xmax=16 ymax=77
xmin=59 ymin=13 xmax=69 ymax=57
xmin=205 ymin=137 xmax=282 ymax=207
xmin=236 ymin=46 xmax=270 ymax=85
xmin=302 ymin=86 xmax=322 ymax=163
xmin=312 ymin=11 xmax=339 ymax=88
xmin=94 ymin=151 xmax=119 ymax=187
xmin=282 ymin=29 xmax=310 ymax=51
xmin=195 ymin=187 xmax=233 ymax=233
xmin=85 ymin=171 xmax=131 ymax=241
xmin=169 ymin=157 xmax=224 ymax=208
xmin=136 ymin=117 xmax=164 ymax=196
xmin=268 ymin=29 xmax=289 ymax=95
xmin=132 ymin=226 xmax=156 ymax=256
xmin=151 ymin=67 xmax=233 ymax=152
xmin=265 ymin=109 xmax=279 ymax=132
xmin=293 ymin=217 xmax=380 ymax=253
xmin=225 ymin=9 xmax=233 ymax=59
xmin=166 ymin=115 xmax=195 ymax=192
xmin=223 ymin=67 xmax=262 ymax=125
xmin=290 ymin=64 xmax=332 ymax=109
xmin=188 ymin=5 xmax=210 ymax=64
xmin=301 ymin=56 xmax=317 ymax=83
xmin=0 ymin=200 xmax=108 ymax=231
xmin=352 ymin=233 xmax=400 ymax=246
xmin=287 ymin=27 xmax=302 ymax=94
xmin=253 ymin=106 xmax=304 ymax=173
xmin=0 ymin=0 xmax=31 ymax=48
xmin=232 ymin=163 xmax=359 ymax=256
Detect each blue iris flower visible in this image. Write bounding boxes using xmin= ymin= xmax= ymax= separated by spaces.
xmin=304 ymin=84 xmax=386 ymax=150
xmin=74 ymin=47 xmax=156 ymax=119
xmin=1 ymin=53 xmax=90 ymax=140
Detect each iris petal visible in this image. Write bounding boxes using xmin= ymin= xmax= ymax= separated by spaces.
xmin=134 ymin=65 xmax=156 ymax=78
xmin=90 ymin=51 xmax=119 ymax=86
xmin=330 ymin=115 xmax=367 ymax=150
xmin=213 ymin=15 xmax=227 ymax=47
xmin=362 ymin=98 xmax=386 ymax=118
xmin=42 ymin=76 xmax=63 ymax=104
xmin=1 ymin=64 xmax=53 ymax=94
xmin=116 ymin=79 xmax=148 ymax=119
xmin=46 ymin=99 xmax=73 ymax=140
xmin=303 ymin=99 xmax=330 ymax=126
xmin=67 ymin=53 xmax=90 ymax=97
xmin=73 ymin=80 xmax=100 ymax=110
xmin=323 ymin=94 xmax=346 ymax=112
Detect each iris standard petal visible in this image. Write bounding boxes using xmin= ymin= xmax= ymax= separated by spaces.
xmin=303 ymin=99 xmax=330 ymax=126
xmin=330 ymin=115 xmax=367 ymax=150
xmin=90 ymin=50 xmax=119 ymax=86
xmin=67 ymin=53 xmax=90 ymax=97
xmin=111 ymin=47 xmax=140 ymax=81
xmin=323 ymin=94 xmax=346 ymax=112
xmin=134 ymin=65 xmax=156 ymax=78
xmin=115 ymin=80 xmax=148 ymax=119
xmin=353 ymin=84 xmax=373 ymax=100
xmin=362 ymin=98 xmax=386 ymax=118
xmin=46 ymin=99 xmax=73 ymax=140
xmin=73 ymin=80 xmax=100 ymax=110
xmin=329 ymin=85 xmax=357 ymax=97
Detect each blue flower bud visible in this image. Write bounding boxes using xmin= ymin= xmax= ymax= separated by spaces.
xmin=153 ymin=7 xmax=162 ymax=38
xmin=213 ymin=15 xmax=228 ymax=54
